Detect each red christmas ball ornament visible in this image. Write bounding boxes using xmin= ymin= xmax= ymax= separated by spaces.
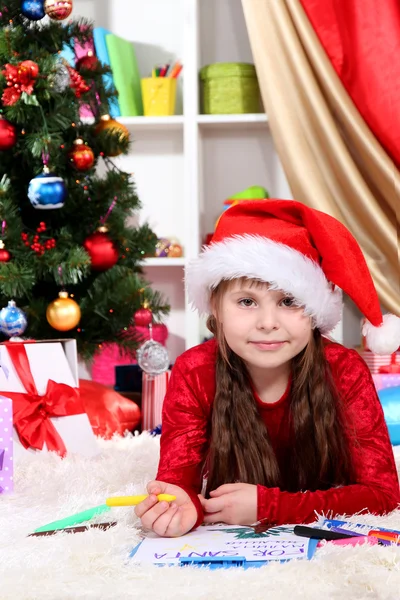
xmin=68 ymin=138 xmax=95 ymax=171
xmin=0 ymin=116 xmax=17 ymax=151
xmin=76 ymin=51 xmax=98 ymax=71
xmin=134 ymin=302 xmax=153 ymax=327
xmin=44 ymin=0 xmax=73 ymax=20
xmin=0 ymin=241 xmax=11 ymax=262
xmin=83 ymin=226 xmax=119 ymax=271
xmin=19 ymin=60 xmax=39 ymax=80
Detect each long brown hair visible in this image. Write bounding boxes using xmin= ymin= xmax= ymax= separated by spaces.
xmin=205 ymin=279 xmax=354 ymax=496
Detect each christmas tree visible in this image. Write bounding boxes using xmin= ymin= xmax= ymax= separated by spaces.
xmin=0 ymin=1 xmax=169 ymax=361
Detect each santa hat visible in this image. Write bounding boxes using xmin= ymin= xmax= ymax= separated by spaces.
xmin=186 ymin=199 xmax=400 ymax=355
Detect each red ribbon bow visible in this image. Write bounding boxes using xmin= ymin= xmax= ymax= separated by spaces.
xmin=4 ymin=342 xmax=83 ymax=457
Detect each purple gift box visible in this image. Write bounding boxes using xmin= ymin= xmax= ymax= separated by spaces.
xmin=0 ymin=395 xmax=13 ymax=494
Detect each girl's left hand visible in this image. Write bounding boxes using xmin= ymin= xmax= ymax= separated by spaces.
xmin=199 ymin=483 xmax=257 ymax=525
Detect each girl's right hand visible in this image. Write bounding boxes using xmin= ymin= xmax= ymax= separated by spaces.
xmin=134 ymin=480 xmax=198 ymax=537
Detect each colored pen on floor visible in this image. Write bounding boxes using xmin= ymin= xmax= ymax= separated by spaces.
xmin=105 ymin=493 xmax=176 ymax=507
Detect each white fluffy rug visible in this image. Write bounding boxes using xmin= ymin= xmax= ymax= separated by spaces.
xmin=1 ymin=434 xmax=400 ymax=600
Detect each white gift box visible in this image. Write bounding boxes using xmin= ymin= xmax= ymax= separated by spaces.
xmin=0 ymin=339 xmax=98 ymax=458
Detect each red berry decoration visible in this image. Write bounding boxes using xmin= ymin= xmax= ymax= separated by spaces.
xmin=83 ymin=226 xmax=119 ymax=271
xmin=68 ymin=138 xmax=95 ymax=171
xmin=66 ymin=65 xmax=90 ymax=98
xmin=134 ymin=302 xmax=153 ymax=327
xmin=0 ymin=240 xmax=11 ymax=262
xmin=0 ymin=116 xmax=17 ymax=151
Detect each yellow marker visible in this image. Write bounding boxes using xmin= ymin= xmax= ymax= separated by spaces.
xmin=105 ymin=494 xmax=176 ymax=507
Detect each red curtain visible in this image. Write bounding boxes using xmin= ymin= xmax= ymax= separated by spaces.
xmin=299 ymin=0 xmax=400 ymax=167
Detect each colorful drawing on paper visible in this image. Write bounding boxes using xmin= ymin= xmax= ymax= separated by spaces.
xmin=130 ymin=524 xmax=310 ymax=565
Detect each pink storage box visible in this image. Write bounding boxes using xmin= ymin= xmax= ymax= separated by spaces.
xmin=92 ymin=324 xmax=168 ymax=387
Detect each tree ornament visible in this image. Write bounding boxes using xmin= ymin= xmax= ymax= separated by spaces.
xmin=68 ymin=138 xmax=95 ymax=171
xmin=21 ymin=0 xmax=46 ymax=20
xmin=1 ymin=61 xmax=39 ymax=106
xmin=44 ymin=0 xmax=73 ymax=20
xmin=28 ymin=165 xmax=67 ymax=209
xmin=0 ymin=116 xmax=17 ymax=151
xmin=168 ymin=242 xmax=183 ymax=258
xmin=83 ymin=226 xmax=119 ymax=271
xmin=155 ymin=237 xmax=171 ymax=257
xmin=46 ymin=291 xmax=81 ymax=331
xmin=19 ymin=60 xmax=39 ymax=80
xmin=137 ymin=325 xmax=169 ymax=375
xmin=66 ymin=65 xmax=90 ymax=98
xmin=76 ymin=51 xmax=98 ymax=71
xmin=0 ymin=300 xmax=27 ymax=337
xmin=134 ymin=301 xmax=153 ymax=327
xmin=95 ymin=114 xmax=129 ymax=157
xmin=50 ymin=62 xmax=70 ymax=92
xmin=0 ymin=240 xmax=11 ymax=262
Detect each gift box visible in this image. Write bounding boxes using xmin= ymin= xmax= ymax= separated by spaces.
xmin=0 ymin=396 xmax=13 ymax=494
xmin=142 ymin=371 xmax=170 ymax=431
xmin=0 ymin=340 xmax=98 ymax=458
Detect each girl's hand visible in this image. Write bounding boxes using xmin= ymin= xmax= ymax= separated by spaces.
xmin=134 ymin=480 xmax=198 ymax=537
xmin=200 ymin=483 xmax=257 ymax=525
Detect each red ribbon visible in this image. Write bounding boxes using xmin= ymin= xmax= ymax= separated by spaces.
xmin=3 ymin=343 xmax=83 ymax=457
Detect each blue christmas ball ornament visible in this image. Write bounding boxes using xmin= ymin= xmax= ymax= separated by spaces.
xmin=28 ymin=169 xmax=67 ymax=210
xmin=21 ymin=0 xmax=46 ymax=20
xmin=0 ymin=300 xmax=28 ymax=337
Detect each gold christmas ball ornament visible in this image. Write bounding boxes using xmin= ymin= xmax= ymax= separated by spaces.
xmin=95 ymin=114 xmax=130 ymax=157
xmin=46 ymin=291 xmax=81 ymax=331
xmin=168 ymin=242 xmax=183 ymax=258
xmin=44 ymin=0 xmax=73 ymax=21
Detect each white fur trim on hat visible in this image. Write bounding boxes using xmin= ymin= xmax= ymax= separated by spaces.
xmin=362 ymin=313 xmax=400 ymax=354
xmin=186 ymin=235 xmax=343 ymax=334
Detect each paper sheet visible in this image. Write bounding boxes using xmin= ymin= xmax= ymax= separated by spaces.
xmin=131 ymin=524 xmax=311 ymax=565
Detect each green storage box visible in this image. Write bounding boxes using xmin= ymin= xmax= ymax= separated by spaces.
xmin=200 ymin=62 xmax=262 ymax=115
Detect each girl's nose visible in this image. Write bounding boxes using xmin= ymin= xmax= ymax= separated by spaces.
xmin=256 ymin=306 xmax=280 ymax=331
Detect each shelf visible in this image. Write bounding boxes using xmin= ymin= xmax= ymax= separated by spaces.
xmin=117 ymin=116 xmax=184 ymax=131
xmin=197 ymin=113 xmax=269 ymax=129
xmin=81 ymin=116 xmax=184 ymax=131
xmin=142 ymin=257 xmax=186 ymax=267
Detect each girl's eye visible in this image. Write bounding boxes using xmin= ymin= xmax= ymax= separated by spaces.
xmin=238 ymin=298 xmax=256 ymax=308
xmin=280 ymin=296 xmax=297 ymax=308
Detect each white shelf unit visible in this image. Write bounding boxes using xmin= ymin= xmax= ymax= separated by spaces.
xmin=75 ymin=0 xmax=361 ymax=362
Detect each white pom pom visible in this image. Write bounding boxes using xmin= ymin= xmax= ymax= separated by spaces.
xmin=362 ymin=313 xmax=400 ymax=354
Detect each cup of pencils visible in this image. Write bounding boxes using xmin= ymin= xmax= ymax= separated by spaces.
xmin=141 ymin=61 xmax=183 ymax=117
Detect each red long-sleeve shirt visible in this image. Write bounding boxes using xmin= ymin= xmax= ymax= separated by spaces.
xmin=157 ymin=339 xmax=400 ymax=528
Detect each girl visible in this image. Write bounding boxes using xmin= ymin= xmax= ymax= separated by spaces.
xmin=135 ymin=199 xmax=400 ymax=537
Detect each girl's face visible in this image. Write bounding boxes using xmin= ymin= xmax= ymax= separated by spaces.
xmin=215 ymin=280 xmax=312 ymax=372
